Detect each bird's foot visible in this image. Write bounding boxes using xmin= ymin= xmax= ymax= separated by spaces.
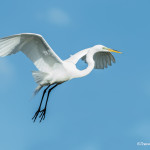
xmin=39 ymin=108 xmax=46 ymax=122
xmin=32 ymin=108 xmax=41 ymax=122
xmin=32 ymin=108 xmax=47 ymax=122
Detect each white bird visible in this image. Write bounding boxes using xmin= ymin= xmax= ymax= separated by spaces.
xmin=0 ymin=33 xmax=121 ymax=122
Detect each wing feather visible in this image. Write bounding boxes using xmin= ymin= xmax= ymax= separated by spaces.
xmin=107 ymin=53 xmax=112 ymax=66
xmin=0 ymin=33 xmax=63 ymax=73
xmin=109 ymin=53 xmax=116 ymax=63
xmin=103 ymin=53 xmax=107 ymax=68
xmin=0 ymin=36 xmax=20 ymax=56
xmin=82 ymin=51 xmax=116 ymax=69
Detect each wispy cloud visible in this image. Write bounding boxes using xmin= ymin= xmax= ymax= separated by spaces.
xmin=37 ymin=8 xmax=71 ymax=27
xmin=48 ymin=8 xmax=70 ymax=26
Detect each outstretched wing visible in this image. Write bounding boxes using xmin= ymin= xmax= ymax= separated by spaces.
xmin=82 ymin=52 xmax=116 ymax=69
xmin=0 ymin=33 xmax=63 ymax=72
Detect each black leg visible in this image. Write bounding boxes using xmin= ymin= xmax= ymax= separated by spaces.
xmin=32 ymin=85 xmax=51 ymax=122
xmin=39 ymin=84 xmax=59 ymax=122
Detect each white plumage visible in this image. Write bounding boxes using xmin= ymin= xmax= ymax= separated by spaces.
xmin=0 ymin=33 xmax=121 ymax=122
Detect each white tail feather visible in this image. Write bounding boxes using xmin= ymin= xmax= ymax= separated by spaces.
xmin=32 ymin=71 xmax=49 ymax=96
xmin=33 ymin=85 xmax=43 ymax=96
xmin=32 ymin=71 xmax=48 ymax=84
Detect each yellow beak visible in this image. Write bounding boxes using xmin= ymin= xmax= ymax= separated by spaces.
xmin=108 ymin=49 xmax=122 ymax=53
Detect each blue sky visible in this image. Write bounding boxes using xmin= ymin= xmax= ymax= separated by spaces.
xmin=0 ymin=0 xmax=150 ymax=150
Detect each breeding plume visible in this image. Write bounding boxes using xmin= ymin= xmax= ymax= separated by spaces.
xmin=0 ymin=33 xmax=121 ymax=122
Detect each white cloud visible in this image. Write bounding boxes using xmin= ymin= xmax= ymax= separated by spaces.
xmin=48 ymin=8 xmax=70 ymax=26
xmin=37 ymin=8 xmax=71 ymax=26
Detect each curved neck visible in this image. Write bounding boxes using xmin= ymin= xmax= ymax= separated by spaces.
xmin=74 ymin=49 xmax=95 ymax=78
xmin=66 ymin=48 xmax=90 ymax=64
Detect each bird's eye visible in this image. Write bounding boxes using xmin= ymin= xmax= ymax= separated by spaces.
xmin=103 ymin=47 xmax=108 ymax=50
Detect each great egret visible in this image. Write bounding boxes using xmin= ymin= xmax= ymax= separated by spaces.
xmin=0 ymin=33 xmax=121 ymax=122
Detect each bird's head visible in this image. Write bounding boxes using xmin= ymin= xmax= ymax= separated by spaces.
xmin=93 ymin=45 xmax=122 ymax=53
